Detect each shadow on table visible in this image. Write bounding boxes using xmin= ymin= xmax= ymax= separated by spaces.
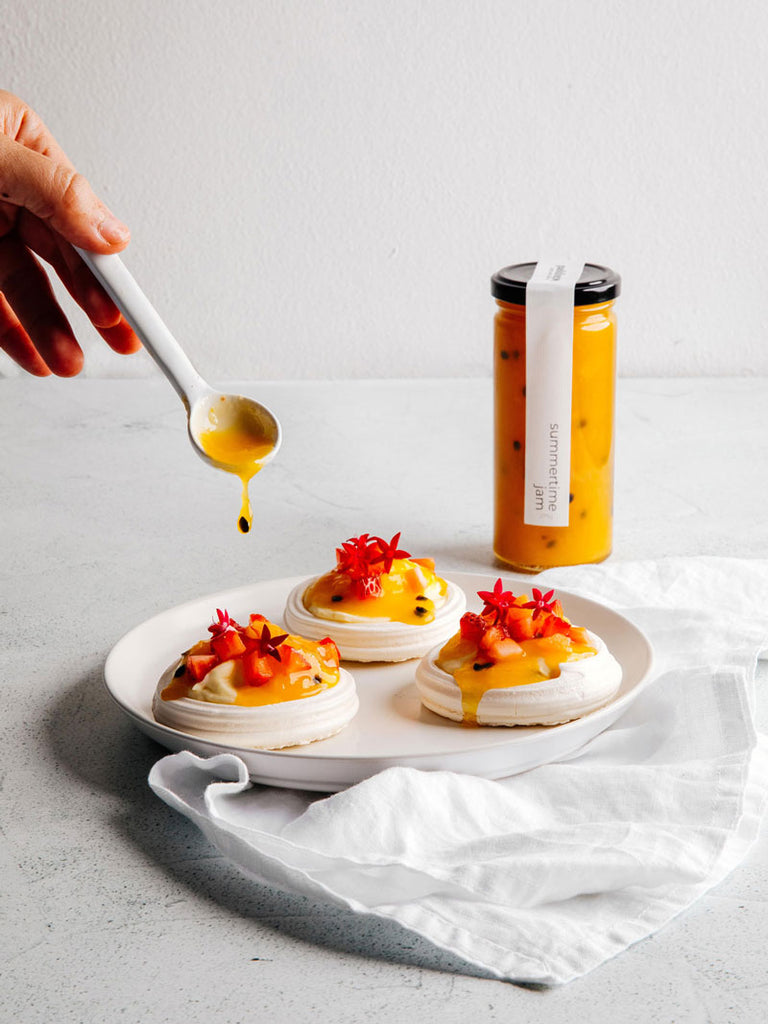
xmin=46 ymin=667 xmax=544 ymax=990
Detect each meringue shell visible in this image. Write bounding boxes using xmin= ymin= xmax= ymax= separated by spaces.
xmin=152 ymin=664 xmax=359 ymax=749
xmin=415 ymin=630 xmax=622 ymax=726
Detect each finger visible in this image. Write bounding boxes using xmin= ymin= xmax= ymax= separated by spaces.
xmin=0 ymin=89 xmax=76 ymax=169
xmin=0 ymin=293 xmax=51 ymax=376
xmin=17 ymin=209 xmax=121 ymax=324
xmin=15 ymin=211 xmax=142 ymax=352
xmin=96 ymin=317 xmax=142 ymax=355
xmin=0 ymin=198 xmax=16 ymax=236
xmin=0 ymin=233 xmax=83 ymax=376
xmin=0 ymin=134 xmax=130 ymax=253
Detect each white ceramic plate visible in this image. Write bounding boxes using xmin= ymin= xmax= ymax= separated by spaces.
xmin=104 ymin=572 xmax=654 ymax=791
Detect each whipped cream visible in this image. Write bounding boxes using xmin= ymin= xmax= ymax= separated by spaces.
xmin=284 ymin=578 xmax=466 ymax=662
xmin=188 ymin=658 xmax=240 ymax=702
xmin=415 ymin=630 xmax=622 ymax=726
xmin=152 ymin=663 xmax=359 ymax=749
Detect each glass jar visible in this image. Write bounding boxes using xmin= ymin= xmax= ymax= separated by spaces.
xmin=492 ymin=262 xmax=620 ymax=572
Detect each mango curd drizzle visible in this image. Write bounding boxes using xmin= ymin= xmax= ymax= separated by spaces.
xmin=159 ymin=674 xmax=192 ymax=702
xmin=162 ymin=630 xmax=340 ymax=707
xmin=198 ymin=420 xmax=274 ymax=534
xmin=238 ymin=633 xmax=339 ymax=706
xmin=436 ymin=633 xmax=597 ymax=724
xmin=305 ymin=558 xmax=447 ymax=625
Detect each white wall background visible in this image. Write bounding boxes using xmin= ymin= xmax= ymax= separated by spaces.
xmin=1 ymin=0 xmax=767 ymax=381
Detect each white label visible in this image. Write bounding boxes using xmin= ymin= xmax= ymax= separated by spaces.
xmin=523 ymin=259 xmax=584 ymax=527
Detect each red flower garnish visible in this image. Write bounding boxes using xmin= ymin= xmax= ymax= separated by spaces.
xmin=371 ymin=532 xmax=411 ymax=574
xmin=476 ymin=578 xmax=516 ymax=623
xmin=255 ymin=623 xmax=289 ymax=662
xmin=334 ymin=531 xmax=413 ymax=595
xmin=208 ymin=608 xmax=240 ymax=636
xmin=523 ymin=588 xmax=557 ymax=619
xmin=336 ymin=534 xmax=382 ymax=580
xmin=462 ymin=585 xmax=572 ymax=647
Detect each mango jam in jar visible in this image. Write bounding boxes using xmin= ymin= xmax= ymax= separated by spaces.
xmin=492 ymin=262 xmax=620 ymax=573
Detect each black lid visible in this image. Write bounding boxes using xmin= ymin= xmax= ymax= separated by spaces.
xmin=491 ymin=262 xmax=621 ymax=306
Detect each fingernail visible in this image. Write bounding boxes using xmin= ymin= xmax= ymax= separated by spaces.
xmin=97 ymin=211 xmax=130 ymax=245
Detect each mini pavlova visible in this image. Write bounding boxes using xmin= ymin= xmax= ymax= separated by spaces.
xmin=283 ymin=532 xmax=465 ymax=662
xmin=416 ymin=580 xmax=622 ymax=726
xmin=153 ymin=608 xmax=358 ymax=748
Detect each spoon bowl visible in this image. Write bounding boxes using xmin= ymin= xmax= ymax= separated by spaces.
xmin=188 ymin=390 xmax=281 ymax=472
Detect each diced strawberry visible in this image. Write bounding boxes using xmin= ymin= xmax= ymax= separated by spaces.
xmin=353 ymin=575 xmax=384 ymax=599
xmin=539 ymin=614 xmax=571 ymax=639
xmin=482 ymin=623 xmax=506 ymax=643
xmin=211 ymin=629 xmax=247 ymax=661
xmin=242 ymin=651 xmax=274 ymax=685
xmin=459 ymin=612 xmax=486 ymax=643
xmin=186 ymin=654 xmax=219 ymax=683
xmin=486 ymin=636 xmax=524 ymax=662
xmin=478 ymin=623 xmax=507 ymax=658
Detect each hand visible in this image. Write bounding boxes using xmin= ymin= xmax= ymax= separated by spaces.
xmin=0 ymin=90 xmax=140 ymax=376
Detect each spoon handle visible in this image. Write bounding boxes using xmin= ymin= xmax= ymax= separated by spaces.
xmin=75 ymin=248 xmax=208 ymax=408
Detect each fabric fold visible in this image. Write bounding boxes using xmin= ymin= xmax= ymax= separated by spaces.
xmin=148 ymin=557 xmax=768 ymax=984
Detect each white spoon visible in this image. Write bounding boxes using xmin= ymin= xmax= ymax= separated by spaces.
xmin=74 ymin=248 xmax=282 ymax=477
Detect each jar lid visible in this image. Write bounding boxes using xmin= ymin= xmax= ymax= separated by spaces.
xmin=491 ymin=262 xmax=621 ymax=306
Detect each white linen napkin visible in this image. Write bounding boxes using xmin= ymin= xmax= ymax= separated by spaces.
xmin=148 ymin=557 xmax=768 ymax=985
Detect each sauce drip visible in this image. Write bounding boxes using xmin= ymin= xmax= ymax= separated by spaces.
xmin=304 ymin=560 xmax=447 ymax=625
xmin=198 ymin=408 xmax=274 ymax=533
xmin=161 ymin=663 xmax=328 ymax=706
xmin=436 ymin=635 xmax=596 ymax=723
xmin=160 ymin=669 xmax=190 ymax=702
xmin=229 ymin=670 xmax=325 ymax=706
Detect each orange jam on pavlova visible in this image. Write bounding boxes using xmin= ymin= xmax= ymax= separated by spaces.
xmin=161 ymin=608 xmax=341 ymax=707
xmin=302 ymin=532 xmax=449 ymax=625
xmin=436 ymin=582 xmax=597 ymax=722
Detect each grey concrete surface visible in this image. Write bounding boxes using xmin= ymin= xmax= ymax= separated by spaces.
xmin=1 ymin=377 xmax=766 ymax=1023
